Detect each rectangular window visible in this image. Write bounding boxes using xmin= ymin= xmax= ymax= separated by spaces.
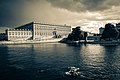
xmin=24 ymin=32 xmax=25 ymax=35
xmin=21 ymin=32 xmax=23 ymax=35
xmin=15 ymin=32 xmax=17 ymax=35
xmin=18 ymin=32 xmax=20 ymax=35
xmin=12 ymin=32 xmax=14 ymax=35
xmin=27 ymin=32 xmax=28 ymax=35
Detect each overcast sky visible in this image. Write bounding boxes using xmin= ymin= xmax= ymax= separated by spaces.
xmin=0 ymin=0 xmax=120 ymax=33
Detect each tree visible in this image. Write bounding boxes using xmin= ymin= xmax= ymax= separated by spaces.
xmin=67 ymin=26 xmax=83 ymax=41
xmin=101 ymin=23 xmax=119 ymax=40
xmin=83 ymin=32 xmax=88 ymax=42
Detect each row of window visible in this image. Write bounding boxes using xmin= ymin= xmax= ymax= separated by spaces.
xmin=35 ymin=26 xmax=71 ymax=31
xmin=34 ymin=32 xmax=68 ymax=36
xmin=59 ymin=29 xmax=70 ymax=31
xmin=8 ymin=36 xmax=32 ymax=38
xmin=35 ymin=29 xmax=70 ymax=33
xmin=35 ymin=26 xmax=54 ymax=29
xmin=9 ymin=31 xmax=32 ymax=35
xmin=35 ymin=28 xmax=70 ymax=31
xmin=35 ymin=32 xmax=53 ymax=36
xmin=8 ymin=30 xmax=70 ymax=36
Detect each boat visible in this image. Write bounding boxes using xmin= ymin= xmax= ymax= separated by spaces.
xmin=65 ymin=67 xmax=80 ymax=76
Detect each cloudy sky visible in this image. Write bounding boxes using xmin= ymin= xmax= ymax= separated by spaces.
xmin=0 ymin=0 xmax=120 ymax=33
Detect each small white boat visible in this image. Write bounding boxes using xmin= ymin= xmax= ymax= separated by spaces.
xmin=68 ymin=67 xmax=79 ymax=71
xmin=65 ymin=67 xmax=80 ymax=76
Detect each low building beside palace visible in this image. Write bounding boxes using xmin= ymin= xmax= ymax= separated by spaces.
xmin=6 ymin=29 xmax=32 ymax=41
xmin=5 ymin=22 xmax=71 ymax=41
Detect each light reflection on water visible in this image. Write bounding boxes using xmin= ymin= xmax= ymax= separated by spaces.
xmin=0 ymin=43 xmax=120 ymax=80
xmin=80 ymin=45 xmax=105 ymax=66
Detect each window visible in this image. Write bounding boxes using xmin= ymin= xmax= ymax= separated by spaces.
xmin=15 ymin=32 xmax=17 ymax=35
xmin=12 ymin=32 xmax=14 ymax=35
xmin=27 ymin=32 xmax=28 ymax=35
xmin=24 ymin=32 xmax=26 ymax=35
xmin=21 ymin=32 xmax=23 ymax=35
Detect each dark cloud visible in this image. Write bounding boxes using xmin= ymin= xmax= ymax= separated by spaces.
xmin=47 ymin=0 xmax=85 ymax=12
xmin=47 ymin=0 xmax=120 ymax=12
xmin=0 ymin=0 xmax=26 ymax=27
xmin=0 ymin=0 xmax=120 ymax=33
xmin=0 ymin=0 xmax=45 ymax=27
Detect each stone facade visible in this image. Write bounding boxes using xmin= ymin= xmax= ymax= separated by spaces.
xmin=33 ymin=22 xmax=71 ymax=40
xmin=6 ymin=22 xmax=71 ymax=41
xmin=6 ymin=29 xmax=32 ymax=41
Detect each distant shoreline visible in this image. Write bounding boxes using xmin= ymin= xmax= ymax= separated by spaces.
xmin=0 ymin=39 xmax=120 ymax=46
xmin=60 ymin=40 xmax=120 ymax=46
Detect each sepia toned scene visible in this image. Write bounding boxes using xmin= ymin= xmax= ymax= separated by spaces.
xmin=1 ymin=0 xmax=120 ymax=80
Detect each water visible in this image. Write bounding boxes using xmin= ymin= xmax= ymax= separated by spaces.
xmin=0 ymin=43 xmax=120 ymax=80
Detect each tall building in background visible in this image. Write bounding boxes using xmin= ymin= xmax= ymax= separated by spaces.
xmin=6 ymin=22 xmax=71 ymax=41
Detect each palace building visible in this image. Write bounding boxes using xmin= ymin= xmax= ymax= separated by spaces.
xmin=5 ymin=22 xmax=71 ymax=41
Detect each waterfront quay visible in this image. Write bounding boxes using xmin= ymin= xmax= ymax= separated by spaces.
xmin=0 ymin=38 xmax=63 ymax=45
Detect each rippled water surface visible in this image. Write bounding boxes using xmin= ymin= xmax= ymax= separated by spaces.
xmin=0 ymin=43 xmax=120 ymax=80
